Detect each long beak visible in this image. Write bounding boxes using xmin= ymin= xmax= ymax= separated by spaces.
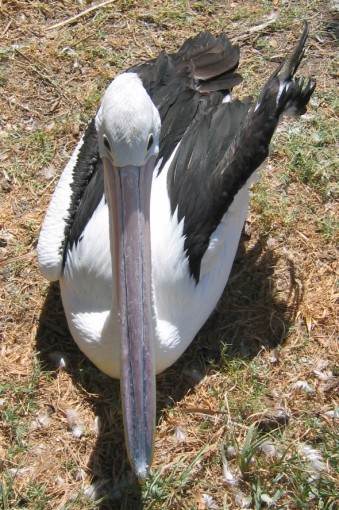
xmin=103 ymin=157 xmax=156 ymax=483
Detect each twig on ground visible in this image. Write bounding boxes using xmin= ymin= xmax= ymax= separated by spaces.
xmin=2 ymin=19 xmax=12 ymax=36
xmin=230 ymin=18 xmax=277 ymax=42
xmin=46 ymin=0 xmax=118 ymax=31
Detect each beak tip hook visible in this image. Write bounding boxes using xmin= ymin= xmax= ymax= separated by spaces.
xmin=135 ymin=462 xmax=149 ymax=485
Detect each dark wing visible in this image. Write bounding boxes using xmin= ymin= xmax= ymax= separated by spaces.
xmin=65 ymin=31 xmax=242 ymax=256
xmin=167 ymin=99 xmax=251 ymax=281
xmin=63 ymin=118 xmax=104 ymax=259
xmin=167 ymin=23 xmax=315 ymax=281
xmin=130 ymin=31 xmax=242 ymax=169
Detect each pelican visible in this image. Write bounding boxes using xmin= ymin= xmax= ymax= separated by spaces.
xmin=37 ymin=25 xmax=315 ymax=481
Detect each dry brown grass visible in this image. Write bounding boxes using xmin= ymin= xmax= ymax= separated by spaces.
xmin=0 ymin=0 xmax=338 ymax=509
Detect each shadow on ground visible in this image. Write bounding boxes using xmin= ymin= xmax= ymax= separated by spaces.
xmin=35 ymin=232 xmax=302 ymax=509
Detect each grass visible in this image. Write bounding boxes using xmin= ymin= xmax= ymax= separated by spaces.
xmin=280 ymin=92 xmax=339 ymax=200
xmin=252 ymin=92 xmax=338 ymax=243
xmin=143 ymin=446 xmax=208 ymax=508
xmin=0 ymin=0 xmax=338 ymax=508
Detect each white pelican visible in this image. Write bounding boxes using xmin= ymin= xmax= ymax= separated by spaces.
xmin=37 ymin=25 xmax=315 ymax=481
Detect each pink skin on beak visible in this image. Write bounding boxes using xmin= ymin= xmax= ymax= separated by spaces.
xmin=103 ymin=156 xmax=156 ymax=483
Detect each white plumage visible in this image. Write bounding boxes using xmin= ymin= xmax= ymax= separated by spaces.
xmin=37 ymin=28 xmax=315 ymax=480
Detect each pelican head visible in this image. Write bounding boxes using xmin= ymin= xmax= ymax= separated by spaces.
xmin=95 ymin=73 xmax=161 ymax=483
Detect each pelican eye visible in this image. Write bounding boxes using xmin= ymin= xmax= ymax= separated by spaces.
xmin=103 ymin=134 xmax=111 ymax=152
xmin=147 ymin=134 xmax=154 ymax=152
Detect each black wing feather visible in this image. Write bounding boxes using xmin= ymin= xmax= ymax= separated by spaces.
xmin=65 ymin=31 xmax=241 ymax=255
xmin=169 ymin=23 xmax=315 ymax=281
xmin=167 ymin=99 xmax=251 ymax=280
xmin=62 ymin=118 xmax=103 ymax=260
xmin=63 ymin=26 xmax=315 ymax=286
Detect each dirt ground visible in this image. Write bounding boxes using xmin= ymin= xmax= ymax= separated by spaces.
xmin=0 ymin=1 xmax=338 ymax=509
